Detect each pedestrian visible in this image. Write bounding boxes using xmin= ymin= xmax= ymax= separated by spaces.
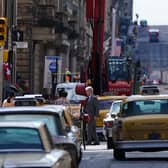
xmin=85 ymin=86 xmax=99 ymax=145
xmin=2 ymin=92 xmax=15 ymax=107
xmin=55 ymin=90 xmax=70 ymax=106
xmin=55 ymin=90 xmax=73 ymax=126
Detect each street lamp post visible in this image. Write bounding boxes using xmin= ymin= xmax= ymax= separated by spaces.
xmin=111 ymin=8 xmax=116 ymax=56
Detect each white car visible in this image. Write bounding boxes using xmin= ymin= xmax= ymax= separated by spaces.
xmin=103 ymin=100 xmax=122 ymax=149
xmin=140 ymin=85 xmax=160 ymax=95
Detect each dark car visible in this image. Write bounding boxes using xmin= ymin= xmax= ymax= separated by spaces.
xmin=140 ymin=85 xmax=160 ymax=95
xmin=148 ymin=29 xmax=159 ymax=42
xmin=0 ymin=106 xmax=81 ymax=168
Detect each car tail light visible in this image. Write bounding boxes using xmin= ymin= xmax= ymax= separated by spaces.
xmin=104 ymin=120 xmax=113 ymax=127
xmin=83 ymin=113 xmax=90 ymax=123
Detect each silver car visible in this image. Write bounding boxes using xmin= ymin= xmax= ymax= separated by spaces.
xmin=0 ymin=121 xmax=71 ymax=168
xmin=0 ymin=106 xmax=81 ymax=168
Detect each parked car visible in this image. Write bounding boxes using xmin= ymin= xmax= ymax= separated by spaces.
xmin=112 ymin=95 xmax=168 ymax=160
xmin=148 ymin=29 xmax=159 ymax=42
xmin=103 ymin=100 xmax=123 ymax=149
xmin=14 ymin=96 xmax=39 ymax=106
xmin=96 ymin=96 xmax=127 ymax=139
xmin=0 ymin=121 xmax=71 ymax=168
xmin=140 ymin=85 xmax=160 ymax=95
xmin=24 ymin=94 xmax=46 ymax=104
xmin=0 ymin=106 xmax=81 ymax=168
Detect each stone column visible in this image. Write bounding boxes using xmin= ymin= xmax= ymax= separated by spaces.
xmin=33 ymin=42 xmax=44 ymax=93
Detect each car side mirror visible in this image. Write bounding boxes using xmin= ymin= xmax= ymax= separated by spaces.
xmin=71 ymin=125 xmax=79 ymax=134
xmin=117 ymin=112 xmax=121 ymax=117
xmin=65 ymin=125 xmax=71 ymax=133
xmin=111 ymin=114 xmax=116 ymax=118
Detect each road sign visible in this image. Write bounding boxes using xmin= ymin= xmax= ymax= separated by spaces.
xmin=15 ymin=42 xmax=28 ymax=48
xmin=43 ymin=56 xmax=62 ymax=88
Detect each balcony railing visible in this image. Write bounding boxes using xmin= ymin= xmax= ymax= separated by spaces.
xmin=35 ymin=5 xmax=56 ymax=27
xmin=55 ymin=12 xmax=72 ymax=33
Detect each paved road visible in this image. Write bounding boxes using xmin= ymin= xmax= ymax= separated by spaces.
xmin=80 ymin=142 xmax=168 ymax=168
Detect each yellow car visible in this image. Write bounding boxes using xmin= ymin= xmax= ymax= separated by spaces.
xmin=96 ymin=96 xmax=127 ymax=137
xmin=112 ymin=94 xmax=168 ymax=160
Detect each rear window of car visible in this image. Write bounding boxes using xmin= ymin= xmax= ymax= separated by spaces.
xmin=150 ymin=32 xmax=158 ymax=36
xmin=0 ymin=128 xmax=43 ymax=151
xmin=0 ymin=114 xmax=62 ymax=136
xmin=99 ymin=100 xmax=113 ymax=110
xmin=122 ymin=99 xmax=168 ymax=116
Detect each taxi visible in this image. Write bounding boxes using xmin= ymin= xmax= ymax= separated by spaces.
xmin=96 ymin=96 xmax=127 ymax=139
xmin=112 ymin=95 xmax=168 ymax=160
xmin=13 ymin=94 xmax=46 ymax=106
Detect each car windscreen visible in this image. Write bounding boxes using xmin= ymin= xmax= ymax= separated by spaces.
xmin=0 ymin=127 xmax=43 ymax=151
xmin=122 ymin=99 xmax=168 ymax=116
xmin=110 ymin=102 xmax=121 ymax=115
xmin=99 ymin=100 xmax=113 ymax=110
xmin=0 ymin=114 xmax=62 ymax=136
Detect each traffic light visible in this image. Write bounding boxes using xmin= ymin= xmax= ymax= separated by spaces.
xmin=0 ymin=17 xmax=7 ymax=46
xmin=3 ymin=49 xmax=8 ymax=62
xmin=12 ymin=29 xmax=23 ymax=41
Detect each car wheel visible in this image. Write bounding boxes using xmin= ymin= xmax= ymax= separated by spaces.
xmin=113 ymin=149 xmax=125 ymax=160
xmin=69 ymin=149 xmax=78 ymax=168
xmin=78 ymin=148 xmax=82 ymax=164
xmin=107 ymin=137 xmax=113 ymax=149
xmin=71 ymin=154 xmax=78 ymax=168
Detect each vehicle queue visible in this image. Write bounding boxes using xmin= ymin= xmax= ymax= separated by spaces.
xmin=0 ymin=94 xmax=82 ymax=168
xmin=0 ymin=82 xmax=167 ymax=167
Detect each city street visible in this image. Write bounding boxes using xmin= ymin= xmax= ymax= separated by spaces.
xmin=80 ymin=142 xmax=168 ymax=168
xmin=136 ymin=25 xmax=168 ymax=81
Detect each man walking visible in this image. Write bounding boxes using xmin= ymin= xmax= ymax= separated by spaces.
xmin=85 ymin=86 xmax=99 ymax=145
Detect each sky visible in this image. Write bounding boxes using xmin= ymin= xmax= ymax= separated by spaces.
xmin=133 ymin=0 xmax=168 ymax=25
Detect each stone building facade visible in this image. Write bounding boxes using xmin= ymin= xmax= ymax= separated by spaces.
xmin=15 ymin=0 xmax=92 ymax=94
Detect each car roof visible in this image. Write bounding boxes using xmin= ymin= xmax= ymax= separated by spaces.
xmin=0 ymin=121 xmax=44 ymax=128
xmin=14 ymin=96 xmax=37 ymax=100
xmin=98 ymin=95 xmax=127 ymax=100
xmin=0 ymin=106 xmax=64 ymax=115
xmin=148 ymin=29 xmax=159 ymax=32
xmin=56 ymin=82 xmax=77 ymax=88
xmin=112 ymin=100 xmax=123 ymax=103
xmin=24 ymin=94 xmax=43 ymax=97
xmin=124 ymin=94 xmax=168 ymax=102
xmin=140 ymin=85 xmax=159 ymax=89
